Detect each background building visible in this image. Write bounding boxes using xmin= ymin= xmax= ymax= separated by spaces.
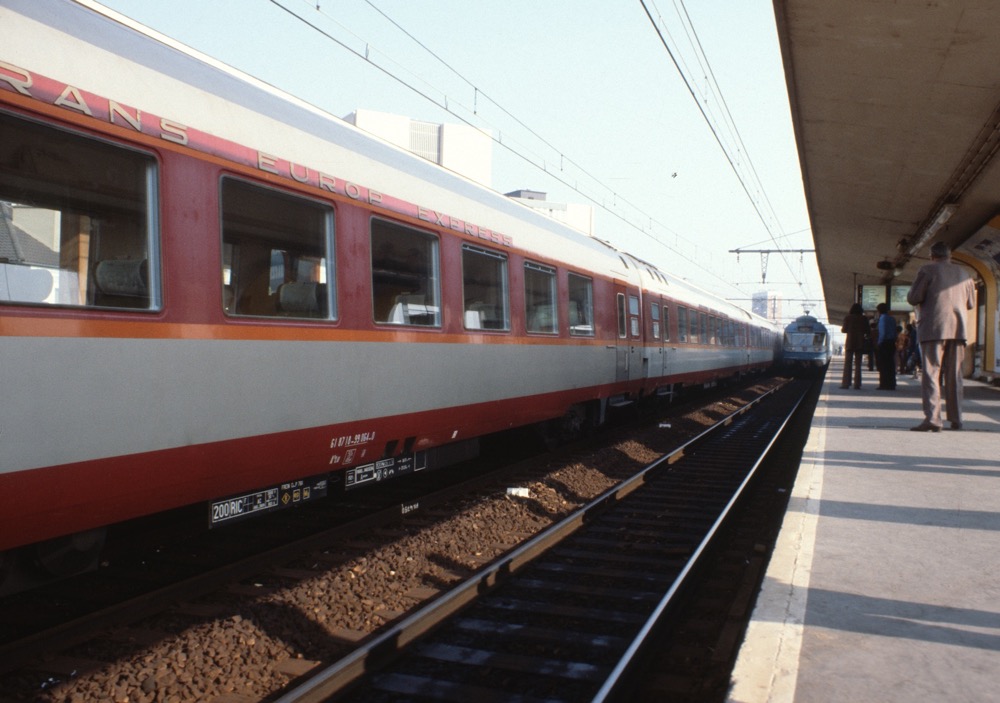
xmin=504 ymin=189 xmax=594 ymax=236
xmin=344 ymin=110 xmax=594 ymax=235
xmin=752 ymin=290 xmax=782 ymax=323
xmin=343 ymin=108 xmax=493 ymax=188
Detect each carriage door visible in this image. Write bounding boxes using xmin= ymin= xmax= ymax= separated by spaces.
xmin=615 ymin=289 xmax=629 ymax=382
xmin=628 ymin=292 xmax=645 ymax=380
xmin=615 ymin=285 xmax=645 ymax=381
xmin=648 ymin=299 xmax=664 ymax=379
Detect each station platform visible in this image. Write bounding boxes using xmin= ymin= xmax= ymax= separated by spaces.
xmin=728 ymin=357 xmax=1000 ymax=702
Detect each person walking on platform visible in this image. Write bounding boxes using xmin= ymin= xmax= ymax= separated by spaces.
xmin=907 ymin=242 xmax=976 ymax=431
xmin=840 ymin=302 xmax=868 ymax=389
xmin=875 ymin=303 xmax=897 ymax=390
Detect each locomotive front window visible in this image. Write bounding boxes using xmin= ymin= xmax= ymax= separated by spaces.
xmin=462 ymin=244 xmax=509 ymax=331
xmin=371 ymin=219 xmax=440 ymax=326
xmin=221 ymin=178 xmax=333 ymax=319
xmin=0 ymin=112 xmax=158 ymax=309
xmin=568 ymin=273 xmax=593 ymax=336
xmin=524 ymin=261 xmax=556 ymax=334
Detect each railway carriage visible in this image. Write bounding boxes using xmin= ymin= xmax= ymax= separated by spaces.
xmin=0 ymin=0 xmax=777 ymax=591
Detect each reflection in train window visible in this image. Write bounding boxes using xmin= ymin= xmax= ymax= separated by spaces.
xmin=568 ymin=273 xmax=594 ymax=336
xmin=525 ymin=261 xmax=556 ymax=334
xmin=0 ymin=112 xmax=158 ymax=309
xmin=222 ymin=178 xmax=333 ymax=318
xmin=371 ymin=219 xmax=440 ymax=326
xmin=462 ymin=244 xmax=509 ymax=331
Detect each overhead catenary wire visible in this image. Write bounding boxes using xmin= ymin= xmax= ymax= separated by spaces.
xmin=640 ymin=0 xmax=818 ymax=305
xmin=267 ymin=0 xmax=753 ymax=291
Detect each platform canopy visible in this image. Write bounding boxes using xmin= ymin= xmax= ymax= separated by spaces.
xmin=774 ymin=0 xmax=1000 ymax=324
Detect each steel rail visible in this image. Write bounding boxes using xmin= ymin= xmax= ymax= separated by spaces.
xmin=274 ymin=381 xmax=790 ymax=703
xmin=591 ymin=381 xmax=809 ymax=702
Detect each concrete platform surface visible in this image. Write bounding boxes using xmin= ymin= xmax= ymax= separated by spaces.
xmin=728 ymin=358 xmax=1000 ymax=703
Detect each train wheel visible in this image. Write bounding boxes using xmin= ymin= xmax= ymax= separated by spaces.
xmin=540 ymin=403 xmax=596 ymax=448
xmin=33 ymin=527 xmax=107 ymax=578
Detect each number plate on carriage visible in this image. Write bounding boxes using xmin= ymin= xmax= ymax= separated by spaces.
xmin=209 ymin=474 xmax=328 ymax=527
xmin=344 ymin=454 xmax=424 ymax=489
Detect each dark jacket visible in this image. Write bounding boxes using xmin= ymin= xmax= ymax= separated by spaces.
xmin=841 ymin=312 xmax=869 ymax=352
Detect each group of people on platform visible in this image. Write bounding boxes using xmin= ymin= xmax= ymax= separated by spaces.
xmin=839 ymin=241 xmax=976 ymax=432
xmin=840 ymin=305 xmax=920 ymax=392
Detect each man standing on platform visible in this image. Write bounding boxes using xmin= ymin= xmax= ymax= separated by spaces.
xmin=875 ymin=302 xmax=897 ymax=390
xmin=906 ymin=241 xmax=976 ymax=431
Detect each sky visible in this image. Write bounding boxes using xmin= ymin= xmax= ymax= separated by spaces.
xmin=97 ymin=0 xmax=825 ymax=324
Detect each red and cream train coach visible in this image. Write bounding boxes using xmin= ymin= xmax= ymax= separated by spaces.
xmin=0 ymin=0 xmax=777 ymax=588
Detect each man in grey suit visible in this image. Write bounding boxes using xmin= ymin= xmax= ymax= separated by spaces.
xmin=906 ymin=242 xmax=976 ymax=431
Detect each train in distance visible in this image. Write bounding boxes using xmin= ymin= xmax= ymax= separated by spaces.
xmin=780 ymin=314 xmax=832 ymax=371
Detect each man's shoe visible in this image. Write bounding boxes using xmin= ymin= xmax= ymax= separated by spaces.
xmin=910 ymin=422 xmax=942 ymax=432
xmin=949 ymin=422 xmax=963 ymax=430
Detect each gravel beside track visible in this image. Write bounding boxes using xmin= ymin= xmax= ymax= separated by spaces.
xmin=0 ymin=378 xmax=785 ymax=702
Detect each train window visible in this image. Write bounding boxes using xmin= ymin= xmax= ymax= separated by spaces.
xmin=462 ymin=244 xmax=508 ymax=331
xmin=0 ymin=113 xmax=158 ymax=309
xmin=699 ymin=313 xmax=709 ymax=344
xmin=662 ymin=305 xmax=670 ymax=341
xmin=372 ymin=219 xmax=440 ymax=326
xmin=689 ymin=309 xmax=699 ymax=343
xmin=568 ymin=273 xmax=593 ymax=336
xmin=677 ymin=306 xmax=688 ymax=342
xmin=524 ymin=262 xmax=556 ymax=334
xmin=628 ymin=295 xmax=640 ymax=338
xmin=221 ymin=179 xmax=333 ymax=319
xmin=650 ymin=302 xmax=661 ymax=340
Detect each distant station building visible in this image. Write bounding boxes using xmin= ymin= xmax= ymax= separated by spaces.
xmin=752 ymin=290 xmax=783 ymax=323
xmin=504 ymin=189 xmax=595 ymax=236
xmin=344 ymin=110 xmax=594 ymax=235
xmin=343 ymin=108 xmax=493 ymax=188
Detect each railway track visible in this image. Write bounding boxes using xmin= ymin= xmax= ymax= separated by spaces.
xmin=0 ymin=377 xmax=799 ymax=702
xmin=277 ymin=379 xmax=813 ymax=703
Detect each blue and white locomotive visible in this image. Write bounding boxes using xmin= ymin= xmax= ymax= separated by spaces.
xmin=781 ymin=314 xmax=832 ymax=370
